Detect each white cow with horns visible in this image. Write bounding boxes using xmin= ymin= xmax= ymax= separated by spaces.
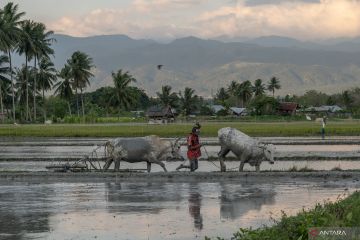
xmin=103 ymin=135 xmax=183 ymax=172
xmin=217 ymin=127 xmax=275 ymax=172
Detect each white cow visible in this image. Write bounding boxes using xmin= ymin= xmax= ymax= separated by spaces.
xmin=218 ymin=127 xmax=275 ymax=172
xmin=103 ymin=135 xmax=183 ymax=172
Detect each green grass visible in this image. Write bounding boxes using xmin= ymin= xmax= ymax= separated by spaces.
xmin=63 ymin=116 xmax=146 ymax=124
xmin=1 ymin=121 xmax=360 ymax=137
xmin=206 ymin=191 xmax=360 ymax=240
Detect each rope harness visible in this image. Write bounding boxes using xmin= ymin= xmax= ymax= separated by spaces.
xmin=201 ymin=145 xmax=239 ymax=171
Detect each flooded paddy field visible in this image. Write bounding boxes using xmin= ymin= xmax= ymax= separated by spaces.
xmin=1 ymin=136 xmax=360 ymax=171
xmin=0 ymin=174 xmax=359 ymax=240
xmin=1 ymin=140 xmax=360 ymax=161
xmin=1 ymin=137 xmax=360 ymax=239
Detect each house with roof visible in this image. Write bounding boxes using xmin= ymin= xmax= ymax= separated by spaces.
xmin=278 ymin=102 xmax=298 ymax=115
xmin=209 ymin=105 xmax=225 ymax=114
xmin=146 ymin=105 xmax=175 ymax=124
xmin=305 ymin=105 xmax=343 ymax=113
xmin=229 ymin=107 xmax=248 ymax=116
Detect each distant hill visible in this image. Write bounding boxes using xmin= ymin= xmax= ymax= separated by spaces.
xmin=31 ymin=34 xmax=360 ymax=96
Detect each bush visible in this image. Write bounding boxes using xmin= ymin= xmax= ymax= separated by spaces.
xmin=207 ymin=192 xmax=360 ymax=240
xmin=46 ymin=97 xmax=68 ymax=119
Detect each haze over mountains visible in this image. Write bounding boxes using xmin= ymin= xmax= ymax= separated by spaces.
xmin=47 ymin=34 xmax=360 ymax=97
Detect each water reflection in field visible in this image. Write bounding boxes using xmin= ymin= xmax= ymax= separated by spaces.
xmin=0 ymin=179 xmax=358 ymax=240
xmin=1 ymin=160 xmax=360 ymax=172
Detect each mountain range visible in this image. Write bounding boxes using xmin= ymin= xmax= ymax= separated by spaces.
xmin=34 ymin=34 xmax=360 ymax=97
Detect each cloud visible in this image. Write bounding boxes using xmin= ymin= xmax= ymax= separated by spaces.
xmin=244 ymin=0 xmax=320 ymax=6
xmin=48 ymin=0 xmax=360 ymax=40
xmin=197 ymin=0 xmax=360 ymax=39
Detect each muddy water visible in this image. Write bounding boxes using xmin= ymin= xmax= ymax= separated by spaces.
xmin=2 ymin=143 xmax=360 ymax=171
xmin=1 ymin=144 xmax=360 ymax=160
xmin=0 ymin=179 xmax=358 ymax=240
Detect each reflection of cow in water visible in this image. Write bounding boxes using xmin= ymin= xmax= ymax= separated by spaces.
xmin=105 ymin=182 xmax=183 ymax=214
xmin=220 ymin=184 xmax=276 ymax=220
xmin=103 ymin=136 xmax=183 ymax=172
xmin=218 ymin=127 xmax=275 ymax=172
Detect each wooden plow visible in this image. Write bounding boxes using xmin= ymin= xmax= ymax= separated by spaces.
xmin=46 ymin=144 xmax=148 ymax=172
xmin=46 ymin=145 xmax=105 ymax=172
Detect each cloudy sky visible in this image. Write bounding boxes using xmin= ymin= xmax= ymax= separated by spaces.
xmin=4 ymin=0 xmax=360 ymax=40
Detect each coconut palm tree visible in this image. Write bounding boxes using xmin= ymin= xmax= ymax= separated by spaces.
xmin=17 ymin=20 xmax=36 ymax=121
xmin=179 ymin=87 xmax=198 ymax=116
xmin=227 ymin=80 xmax=240 ymax=106
xmin=342 ymin=90 xmax=353 ymax=111
xmin=0 ymin=55 xmax=10 ymax=122
xmin=267 ymin=76 xmax=281 ymax=98
xmin=227 ymin=80 xmax=238 ymax=95
xmin=67 ymin=51 xmax=94 ymax=116
xmin=253 ymin=79 xmax=265 ymax=96
xmin=37 ymin=57 xmax=56 ymax=121
xmin=31 ymin=22 xmax=54 ymax=121
xmin=156 ymin=85 xmax=178 ymax=108
xmin=215 ymin=87 xmax=229 ymax=106
xmin=0 ymin=3 xmax=25 ymax=122
xmin=236 ymin=80 xmax=253 ymax=107
xmin=54 ymin=65 xmax=73 ymax=116
xmin=110 ymin=69 xmax=137 ymax=113
xmin=15 ymin=65 xmax=34 ymax=121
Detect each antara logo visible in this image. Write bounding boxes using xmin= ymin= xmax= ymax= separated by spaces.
xmin=319 ymin=230 xmax=347 ymax=236
xmin=309 ymin=229 xmax=319 ymax=238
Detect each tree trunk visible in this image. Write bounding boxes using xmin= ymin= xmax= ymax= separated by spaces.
xmin=33 ymin=57 xmax=37 ymax=122
xmin=68 ymin=101 xmax=72 ymax=116
xmin=75 ymin=87 xmax=79 ymax=117
xmin=25 ymin=55 xmax=29 ymax=121
xmin=42 ymin=87 xmax=46 ymax=122
xmin=0 ymin=84 xmax=4 ymax=124
xmin=80 ymin=87 xmax=85 ymax=116
xmin=8 ymin=52 xmax=15 ymax=123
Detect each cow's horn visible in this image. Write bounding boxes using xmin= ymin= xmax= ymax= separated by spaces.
xmin=174 ymin=137 xmax=182 ymax=144
xmin=259 ymin=144 xmax=266 ymax=149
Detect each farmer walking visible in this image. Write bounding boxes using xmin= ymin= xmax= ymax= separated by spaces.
xmin=187 ymin=125 xmax=202 ymax=171
xmin=176 ymin=123 xmax=202 ymax=171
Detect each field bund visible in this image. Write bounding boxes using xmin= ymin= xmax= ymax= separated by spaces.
xmin=1 ymin=171 xmax=360 ymax=183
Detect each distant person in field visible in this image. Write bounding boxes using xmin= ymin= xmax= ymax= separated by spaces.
xmin=176 ymin=123 xmax=202 ymax=172
xmin=321 ymin=116 xmax=327 ymax=140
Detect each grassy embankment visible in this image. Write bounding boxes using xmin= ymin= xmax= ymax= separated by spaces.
xmin=1 ymin=121 xmax=360 ymax=137
xmin=206 ymin=191 xmax=360 ymax=240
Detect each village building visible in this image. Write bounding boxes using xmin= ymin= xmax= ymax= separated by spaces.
xmin=229 ymin=107 xmax=248 ymax=116
xmin=278 ymin=102 xmax=298 ymax=115
xmin=304 ymin=105 xmax=343 ymax=114
xmin=209 ymin=105 xmax=225 ymax=114
xmin=146 ymin=105 xmax=175 ymax=124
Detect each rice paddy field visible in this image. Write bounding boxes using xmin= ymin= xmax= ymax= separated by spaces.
xmin=1 ymin=121 xmax=360 ymax=137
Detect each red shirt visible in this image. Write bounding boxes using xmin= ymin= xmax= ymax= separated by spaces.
xmin=187 ymin=133 xmax=201 ymax=159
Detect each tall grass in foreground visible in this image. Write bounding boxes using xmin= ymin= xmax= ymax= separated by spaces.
xmin=1 ymin=121 xmax=360 ymax=137
xmin=206 ymin=191 xmax=360 ymax=240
